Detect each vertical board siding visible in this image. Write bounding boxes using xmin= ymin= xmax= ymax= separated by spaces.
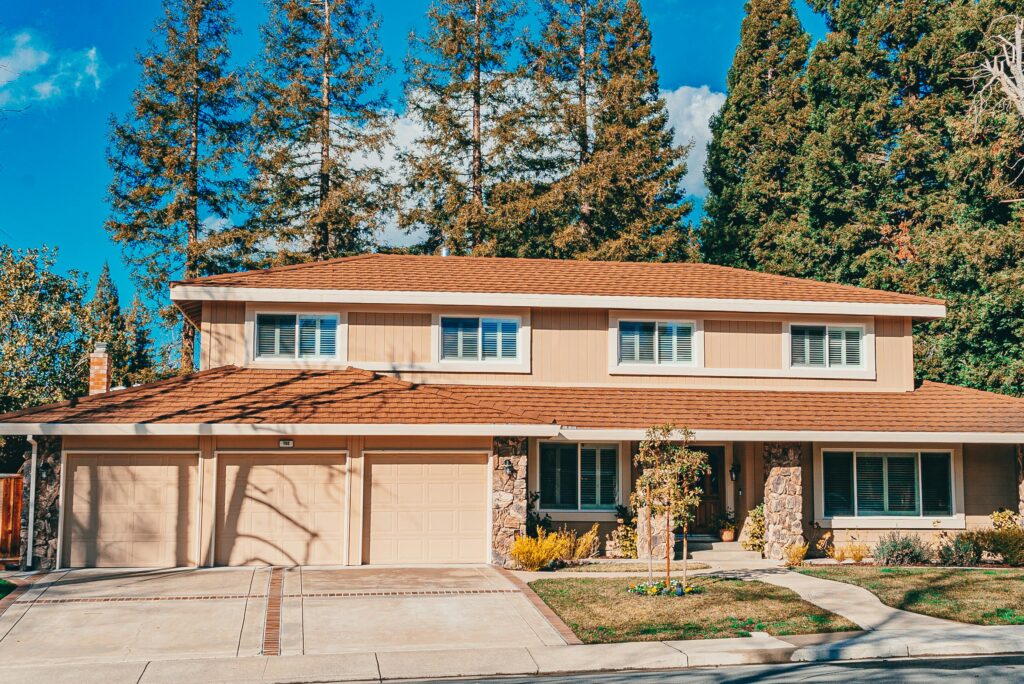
xmin=347 ymin=312 xmax=432 ymax=363
xmin=0 ymin=475 xmax=23 ymax=562
xmin=200 ymin=302 xmax=245 ymax=370
xmin=705 ymin=320 xmax=782 ymax=369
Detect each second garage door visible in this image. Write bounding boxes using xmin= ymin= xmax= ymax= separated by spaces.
xmin=216 ymin=453 xmax=346 ymax=566
xmin=363 ymin=453 xmax=488 ymax=564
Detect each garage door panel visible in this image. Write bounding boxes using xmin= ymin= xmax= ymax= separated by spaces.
xmin=365 ymin=454 xmax=488 ymax=565
xmin=216 ymin=454 xmax=346 ymax=566
xmin=65 ymin=453 xmax=198 ymax=568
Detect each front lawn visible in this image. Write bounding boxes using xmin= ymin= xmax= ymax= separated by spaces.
xmin=556 ymin=561 xmax=708 ymax=573
xmin=799 ymin=566 xmax=1024 ymax=625
xmin=530 ymin=576 xmax=858 ymax=643
xmin=0 ymin=579 xmax=13 ymax=600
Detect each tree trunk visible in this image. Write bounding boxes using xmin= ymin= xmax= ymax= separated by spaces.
xmin=664 ymin=496 xmax=671 ymax=587
xmin=576 ymin=2 xmax=590 ymax=237
xmin=646 ymin=486 xmax=653 ymax=583
xmin=470 ymin=0 xmax=484 ymax=248
xmin=682 ymin=519 xmax=689 ymax=590
xmin=181 ymin=4 xmax=201 ymax=375
xmin=314 ymin=0 xmax=333 ymax=260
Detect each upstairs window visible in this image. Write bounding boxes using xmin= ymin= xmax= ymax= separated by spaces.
xmin=256 ymin=313 xmax=338 ymax=359
xmin=822 ymin=450 xmax=952 ymax=518
xmin=791 ymin=325 xmax=863 ymax=369
xmin=618 ymin=320 xmax=694 ymax=365
xmin=441 ymin=316 xmax=519 ymax=362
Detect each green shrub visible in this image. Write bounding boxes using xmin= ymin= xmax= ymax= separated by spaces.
xmin=937 ymin=531 xmax=984 ymax=567
xmin=983 ymin=527 xmax=1024 ymax=567
xmin=874 ymin=531 xmax=932 ymax=566
xmin=741 ymin=504 xmax=766 ymax=555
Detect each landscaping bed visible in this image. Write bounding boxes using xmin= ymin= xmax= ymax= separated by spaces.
xmin=529 ymin=575 xmax=858 ymax=643
xmin=799 ymin=566 xmax=1024 ymax=625
xmin=556 ymin=560 xmax=708 ymax=573
xmin=0 ymin=579 xmax=13 ymax=600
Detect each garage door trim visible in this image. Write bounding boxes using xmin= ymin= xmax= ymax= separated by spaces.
xmin=362 ymin=449 xmax=492 ymax=565
xmin=212 ymin=449 xmax=349 ymax=567
xmin=58 ymin=449 xmax=203 ymax=570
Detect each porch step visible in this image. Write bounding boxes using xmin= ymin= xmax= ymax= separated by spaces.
xmin=686 ymin=541 xmax=763 ymax=563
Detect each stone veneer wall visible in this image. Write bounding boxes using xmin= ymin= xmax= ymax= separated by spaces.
xmin=763 ymin=442 xmax=805 ymax=560
xmin=19 ymin=436 xmax=62 ymax=570
xmin=635 ymin=507 xmax=671 ymax=560
xmin=1018 ymin=445 xmax=1024 ymax=517
xmin=491 ymin=436 xmax=527 ymax=567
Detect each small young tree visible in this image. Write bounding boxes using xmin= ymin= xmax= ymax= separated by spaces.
xmin=633 ymin=424 xmax=709 ymax=590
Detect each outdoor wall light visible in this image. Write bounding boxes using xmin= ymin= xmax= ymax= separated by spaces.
xmin=729 ymin=462 xmax=740 ymax=482
xmin=503 ymin=458 xmax=516 ymax=478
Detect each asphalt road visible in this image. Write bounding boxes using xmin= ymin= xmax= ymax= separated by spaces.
xmin=418 ymin=655 xmax=1024 ymax=683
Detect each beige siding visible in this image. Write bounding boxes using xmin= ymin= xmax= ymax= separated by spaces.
xmin=200 ymin=301 xmax=245 ymax=370
xmin=348 ymin=311 xmax=432 ymax=363
xmin=705 ymin=320 xmax=782 ymax=369
xmin=964 ymin=443 xmax=1018 ymax=529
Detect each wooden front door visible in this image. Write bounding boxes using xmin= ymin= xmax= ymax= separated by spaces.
xmin=691 ymin=446 xmax=725 ymax=534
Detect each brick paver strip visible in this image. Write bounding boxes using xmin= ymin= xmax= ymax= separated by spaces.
xmin=34 ymin=594 xmax=264 ymax=604
xmin=262 ymin=567 xmax=285 ymax=656
xmin=0 ymin=573 xmax=47 ymax=616
xmin=497 ymin=567 xmax=582 ymax=646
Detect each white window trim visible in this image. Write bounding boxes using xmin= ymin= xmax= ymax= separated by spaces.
xmin=782 ymin=320 xmax=876 ymax=380
xmin=813 ymin=444 xmax=965 ymax=530
xmin=534 ymin=440 xmax=623 ymax=515
xmin=608 ymin=312 xmax=704 ymax=376
xmin=244 ymin=305 xmax=349 ymax=369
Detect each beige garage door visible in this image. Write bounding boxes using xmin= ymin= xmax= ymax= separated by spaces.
xmin=364 ymin=454 xmax=488 ymax=564
xmin=64 ymin=453 xmax=199 ymax=568
xmin=216 ymin=453 xmax=346 ymax=566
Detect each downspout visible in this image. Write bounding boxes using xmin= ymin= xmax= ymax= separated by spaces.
xmin=26 ymin=435 xmax=38 ymax=570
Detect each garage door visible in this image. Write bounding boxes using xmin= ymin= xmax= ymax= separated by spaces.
xmin=64 ymin=453 xmax=199 ymax=568
xmin=216 ymin=453 xmax=346 ymax=566
xmin=364 ymin=454 xmax=488 ymax=564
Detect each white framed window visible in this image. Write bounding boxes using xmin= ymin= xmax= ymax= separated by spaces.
xmin=791 ymin=324 xmax=864 ymax=369
xmin=255 ymin=313 xmax=338 ymax=360
xmin=617 ymin=320 xmax=695 ymax=365
xmin=440 ymin=316 xmax=519 ymax=362
xmin=821 ymin=450 xmax=953 ymax=519
xmin=539 ymin=442 xmax=618 ymax=511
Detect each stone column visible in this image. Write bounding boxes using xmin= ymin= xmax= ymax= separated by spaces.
xmin=763 ymin=442 xmax=805 ymax=561
xmin=1017 ymin=445 xmax=1024 ymax=518
xmin=635 ymin=506 xmax=671 ymax=561
xmin=19 ymin=436 xmax=63 ymax=570
xmin=491 ymin=437 xmax=528 ymax=567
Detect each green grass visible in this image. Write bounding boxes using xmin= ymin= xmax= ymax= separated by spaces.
xmin=529 ymin=575 xmax=859 ymax=643
xmin=799 ymin=566 xmax=1024 ymax=625
xmin=0 ymin=579 xmax=14 ymax=600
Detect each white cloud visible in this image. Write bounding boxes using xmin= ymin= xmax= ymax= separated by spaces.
xmin=661 ymin=84 xmax=726 ymax=198
xmin=0 ymin=31 xmax=104 ymax=108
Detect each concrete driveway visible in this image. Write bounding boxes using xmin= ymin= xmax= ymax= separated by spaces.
xmin=0 ymin=565 xmax=564 ymax=665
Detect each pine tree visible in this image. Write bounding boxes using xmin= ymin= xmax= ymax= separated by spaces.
xmin=107 ymin=0 xmax=243 ymax=374
xmin=82 ymin=263 xmax=129 ymax=386
xmin=246 ymin=0 xmax=392 ymax=264
xmin=582 ymin=0 xmax=690 ymax=261
xmin=123 ymin=295 xmax=162 ymax=385
xmin=400 ymin=0 xmax=523 ymax=254
xmin=703 ymin=0 xmax=810 ymax=270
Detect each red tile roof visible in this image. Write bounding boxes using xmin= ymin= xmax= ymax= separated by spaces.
xmin=1 ymin=366 xmax=1021 ymax=437
xmin=443 ymin=382 xmax=1024 ymax=434
xmin=171 ymin=254 xmax=941 ymax=307
xmin=0 ymin=366 xmax=550 ymax=426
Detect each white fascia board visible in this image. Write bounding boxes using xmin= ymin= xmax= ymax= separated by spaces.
xmin=0 ymin=423 xmax=559 ymax=437
xmin=553 ymin=428 xmax=1024 ymax=444
xmin=169 ymin=285 xmax=947 ymax=319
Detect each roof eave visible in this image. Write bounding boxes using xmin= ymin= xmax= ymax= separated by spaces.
xmin=0 ymin=422 xmax=559 ymax=437
xmin=169 ymin=285 xmax=946 ymax=320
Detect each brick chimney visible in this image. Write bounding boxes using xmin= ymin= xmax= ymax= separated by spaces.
xmin=89 ymin=342 xmax=111 ymax=395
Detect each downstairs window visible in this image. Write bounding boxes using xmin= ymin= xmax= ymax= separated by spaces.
xmin=822 ymin=450 xmax=952 ymax=518
xmin=539 ymin=443 xmax=618 ymax=511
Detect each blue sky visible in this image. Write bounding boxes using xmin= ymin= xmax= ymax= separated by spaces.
xmin=0 ymin=1 xmax=826 ymax=301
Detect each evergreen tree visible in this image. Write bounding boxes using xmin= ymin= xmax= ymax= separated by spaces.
xmin=123 ymin=295 xmax=162 ymax=385
xmin=82 ymin=263 xmax=129 ymax=386
xmin=582 ymin=0 xmax=690 ymax=261
xmin=246 ymin=0 xmax=392 ymax=264
xmin=703 ymin=0 xmax=810 ymax=270
xmin=400 ymin=0 xmax=523 ymax=254
xmin=106 ymin=0 xmax=244 ymax=373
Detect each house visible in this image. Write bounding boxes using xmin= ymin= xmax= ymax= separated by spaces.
xmin=2 ymin=253 xmax=1022 ymax=569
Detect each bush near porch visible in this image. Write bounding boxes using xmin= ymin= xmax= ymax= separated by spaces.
xmin=798 ymin=566 xmax=1024 ymax=625
xmin=0 ymin=579 xmax=13 ymax=600
xmin=529 ymin=576 xmax=858 ymax=643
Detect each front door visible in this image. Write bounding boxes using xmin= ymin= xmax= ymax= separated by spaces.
xmin=691 ymin=446 xmax=725 ymax=534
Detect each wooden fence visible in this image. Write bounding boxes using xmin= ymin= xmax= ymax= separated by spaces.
xmin=0 ymin=475 xmax=22 ymax=564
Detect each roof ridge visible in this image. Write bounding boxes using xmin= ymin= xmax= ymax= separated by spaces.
xmin=170 ymin=254 xmax=378 ymax=287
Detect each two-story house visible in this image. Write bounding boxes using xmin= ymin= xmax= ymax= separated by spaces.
xmin=3 ymin=254 xmax=1023 ymax=569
